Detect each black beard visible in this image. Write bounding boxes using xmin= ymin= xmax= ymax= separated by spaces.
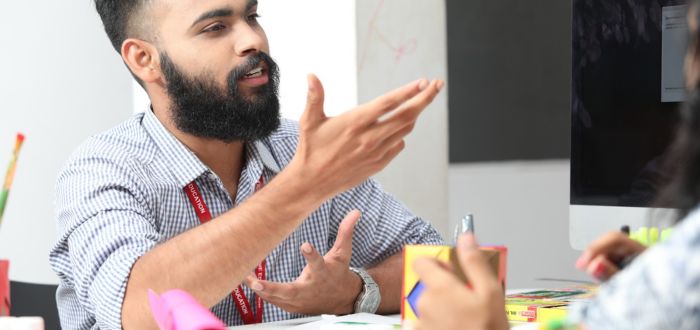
xmin=160 ymin=51 xmax=281 ymax=143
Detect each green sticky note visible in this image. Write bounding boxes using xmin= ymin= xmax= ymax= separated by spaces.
xmin=649 ymin=227 xmax=659 ymax=245
xmin=661 ymin=228 xmax=673 ymax=242
xmin=636 ymin=227 xmax=649 ymax=246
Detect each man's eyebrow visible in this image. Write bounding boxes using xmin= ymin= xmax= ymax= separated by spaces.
xmin=190 ymin=8 xmax=234 ymax=29
xmin=246 ymin=0 xmax=258 ymax=12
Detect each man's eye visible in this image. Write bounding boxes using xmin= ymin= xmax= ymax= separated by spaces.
xmin=248 ymin=13 xmax=260 ymax=22
xmin=204 ymin=24 xmax=227 ymax=33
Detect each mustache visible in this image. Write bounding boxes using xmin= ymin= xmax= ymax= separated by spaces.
xmin=227 ymin=51 xmax=278 ymax=89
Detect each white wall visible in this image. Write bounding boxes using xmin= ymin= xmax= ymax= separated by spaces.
xmin=133 ymin=0 xmax=359 ymax=117
xmin=0 ymin=1 xmax=133 ymax=284
xmin=449 ymin=160 xmax=588 ymax=289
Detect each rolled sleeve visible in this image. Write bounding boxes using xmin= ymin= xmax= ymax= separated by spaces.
xmin=329 ymin=178 xmax=444 ymax=267
xmin=50 ymin=146 xmax=159 ymax=330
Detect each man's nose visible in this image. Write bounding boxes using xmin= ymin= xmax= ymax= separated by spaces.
xmin=234 ymin=22 xmax=266 ymax=57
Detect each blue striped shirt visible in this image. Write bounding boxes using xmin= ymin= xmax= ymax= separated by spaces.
xmin=49 ymin=110 xmax=443 ymax=329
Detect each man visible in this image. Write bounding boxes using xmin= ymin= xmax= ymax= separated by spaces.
xmin=49 ymin=0 xmax=444 ymax=329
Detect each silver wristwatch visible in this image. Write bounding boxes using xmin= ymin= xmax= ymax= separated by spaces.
xmin=349 ymin=267 xmax=381 ymax=314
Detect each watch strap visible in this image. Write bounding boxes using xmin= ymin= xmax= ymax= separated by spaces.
xmin=349 ymin=267 xmax=380 ymax=314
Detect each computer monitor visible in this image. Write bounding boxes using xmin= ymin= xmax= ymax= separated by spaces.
xmin=570 ymin=0 xmax=687 ymax=250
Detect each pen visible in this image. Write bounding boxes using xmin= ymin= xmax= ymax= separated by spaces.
xmin=620 ymin=225 xmax=630 ymax=235
xmin=615 ymin=224 xmax=636 ymax=270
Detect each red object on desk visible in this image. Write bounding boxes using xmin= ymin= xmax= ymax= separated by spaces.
xmin=0 ymin=260 xmax=9 ymax=316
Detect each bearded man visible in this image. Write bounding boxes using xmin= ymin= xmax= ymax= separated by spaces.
xmin=49 ymin=0 xmax=444 ymax=329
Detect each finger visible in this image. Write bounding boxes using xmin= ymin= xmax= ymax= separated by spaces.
xmin=403 ymin=320 xmax=416 ymax=330
xmin=360 ymin=80 xmax=440 ymax=150
xmin=300 ymin=242 xmax=326 ymax=273
xmin=247 ymin=279 xmax=299 ymax=300
xmin=371 ymin=121 xmax=415 ymax=158
xmin=329 ymin=210 xmax=361 ymax=260
xmin=300 ymin=74 xmax=326 ymax=128
xmin=372 ymin=139 xmax=405 ymax=171
xmin=576 ymin=231 xmax=645 ymax=270
xmin=413 ymin=257 xmax=462 ymax=289
xmin=455 ymin=233 xmax=500 ymax=295
xmin=586 ymin=255 xmax=619 ymax=281
xmin=371 ymin=80 xmax=441 ymax=135
xmin=357 ymin=79 xmax=428 ymax=125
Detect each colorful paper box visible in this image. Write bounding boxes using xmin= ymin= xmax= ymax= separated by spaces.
xmin=0 ymin=260 xmax=9 ymax=316
xmin=401 ymin=245 xmax=507 ymax=321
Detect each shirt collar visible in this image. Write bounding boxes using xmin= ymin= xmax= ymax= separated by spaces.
xmin=142 ymin=109 xmax=282 ymax=188
xmin=142 ymin=109 xmax=209 ymax=187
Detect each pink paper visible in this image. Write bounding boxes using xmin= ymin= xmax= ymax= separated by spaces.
xmin=148 ymin=289 xmax=226 ymax=330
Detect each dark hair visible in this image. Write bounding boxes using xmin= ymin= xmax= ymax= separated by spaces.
xmin=94 ymin=0 xmax=147 ymax=54
xmin=655 ymin=1 xmax=700 ymax=220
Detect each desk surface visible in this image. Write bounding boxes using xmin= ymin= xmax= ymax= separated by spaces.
xmin=227 ymin=312 xmax=540 ymax=330
xmin=228 ymin=290 xmax=545 ymax=329
xmin=228 ymin=314 xmax=397 ymax=329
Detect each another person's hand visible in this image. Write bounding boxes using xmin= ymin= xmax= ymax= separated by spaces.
xmin=575 ymin=231 xmax=647 ymax=281
xmin=288 ymin=74 xmax=443 ymax=200
xmin=412 ymin=234 xmax=509 ymax=330
xmin=244 ymin=210 xmax=363 ymax=315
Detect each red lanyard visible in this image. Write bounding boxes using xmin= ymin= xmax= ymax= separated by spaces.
xmin=184 ymin=175 xmax=266 ymax=324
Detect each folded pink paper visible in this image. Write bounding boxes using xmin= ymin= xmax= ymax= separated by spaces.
xmin=148 ymin=289 xmax=226 ymax=330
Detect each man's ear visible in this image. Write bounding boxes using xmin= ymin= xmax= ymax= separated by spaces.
xmin=121 ymin=38 xmax=161 ymax=83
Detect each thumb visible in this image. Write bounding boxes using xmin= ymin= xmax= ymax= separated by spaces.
xmin=329 ymin=210 xmax=361 ymax=262
xmin=300 ymin=74 xmax=326 ymax=127
xmin=456 ymin=234 xmax=498 ymax=294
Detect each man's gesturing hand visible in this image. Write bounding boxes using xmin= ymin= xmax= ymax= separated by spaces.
xmin=245 ymin=210 xmax=364 ymax=315
xmin=288 ymin=74 xmax=443 ymax=200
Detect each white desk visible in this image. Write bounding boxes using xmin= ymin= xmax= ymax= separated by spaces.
xmin=228 ymin=314 xmax=398 ymax=329
xmin=227 ymin=312 xmax=539 ymax=330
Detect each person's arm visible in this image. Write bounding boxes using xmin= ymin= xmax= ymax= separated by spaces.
xmin=366 ymin=251 xmax=404 ymax=314
xmin=121 ymin=76 xmax=443 ymax=329
xmin=568 ymin=214 xmax=700 ymax=329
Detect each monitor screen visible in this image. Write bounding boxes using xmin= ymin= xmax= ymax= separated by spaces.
xmin=570 ymin=0 xmax=686 ymax=249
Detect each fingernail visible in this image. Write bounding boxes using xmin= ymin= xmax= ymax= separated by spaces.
xmin=418 ymin=79 xmax=429 ymax=91
xmin=302 ymin=243 xmax=312 ymax=254
xmin=251 ymin=281 xmax=263 ymax=291
xmin=592 ymin=263 xmax=606 ymax=279
xmin=436 ymin=80 xmax=444 ymax=91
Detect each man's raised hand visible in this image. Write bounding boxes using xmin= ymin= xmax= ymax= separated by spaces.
xmin=288 ymin=74 xmax=444 ymax=200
